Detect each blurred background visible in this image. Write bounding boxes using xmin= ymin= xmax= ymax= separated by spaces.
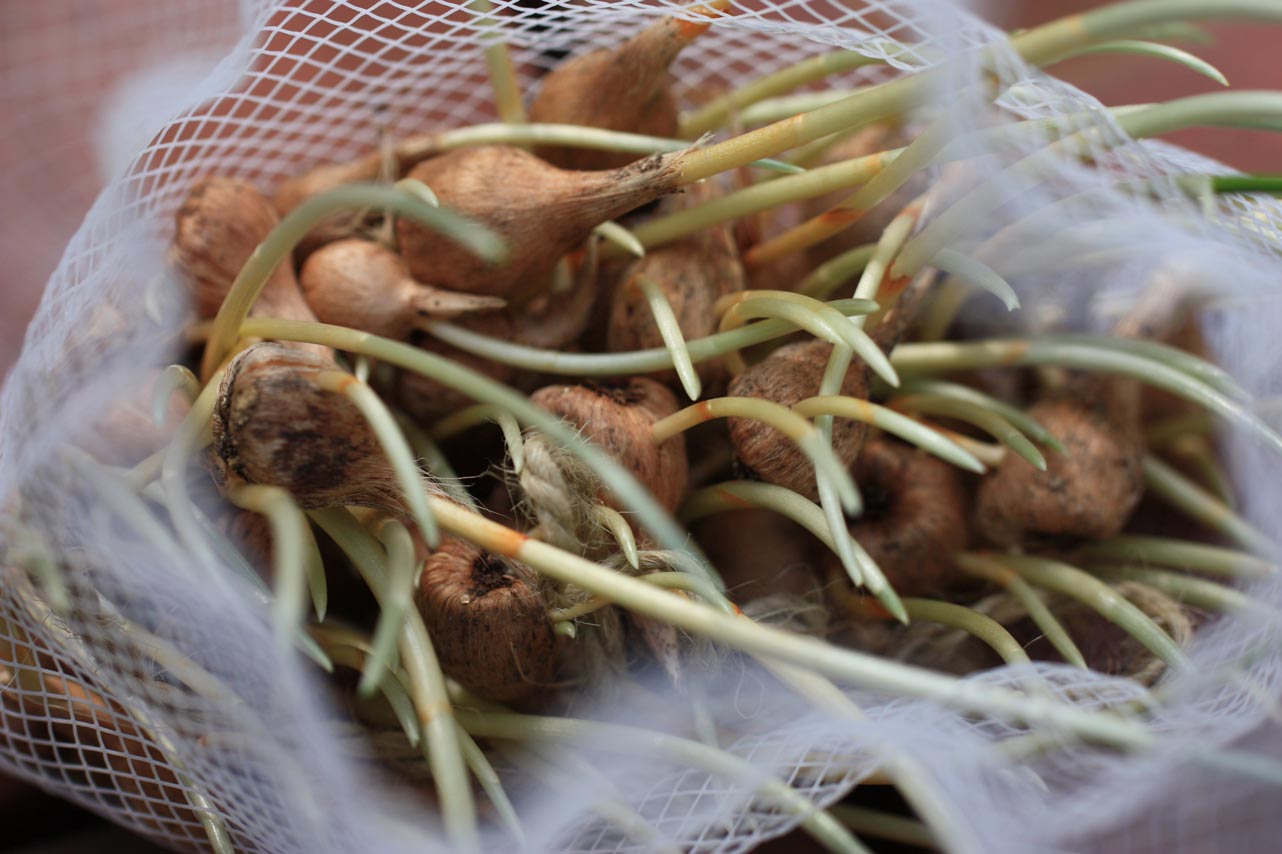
xmin=0 ymin=0 xmax=1278 ymax=850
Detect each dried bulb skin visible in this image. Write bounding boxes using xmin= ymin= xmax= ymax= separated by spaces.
xmin=975 ymin=389 xmax=1144 ymax=547
xmin=530 ymin=378 xmax=688 ymax=513
xmin=299 ymin=239 xmax=504 ymax=340
xmin=727 ymin=339 xmax=868 ymax=501
xmin=397 ymin=145 xmax=679 ymax=298
xmin=213 ymin=343 xmax=406 ymax=509
xmin=802 ymin=122 xmax=921 ymax=265
xmin=415 ymin=537 xmax=558 ymax=702
xmin=172 ymin=178 xmax=319 ymax=324
xmin=608 ymin=182 xmax=745 ymax=389
xmin=827 ymin=438 xmax=969 ymax=598
xmin=529 ymin=17 xmax=692 ymax=170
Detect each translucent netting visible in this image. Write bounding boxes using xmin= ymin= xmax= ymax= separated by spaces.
xmin=3 ymin=1 xmax=1282 ymax=853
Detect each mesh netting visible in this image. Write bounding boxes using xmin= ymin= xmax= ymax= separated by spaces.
xmin=3 ymin=1 xmax=1282 ymax=853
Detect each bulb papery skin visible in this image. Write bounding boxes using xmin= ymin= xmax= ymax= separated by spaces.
xmin=398 ymin=145 xmax=680 ymax=298
xmin=213 ymin=343 xmax=407 ymax=510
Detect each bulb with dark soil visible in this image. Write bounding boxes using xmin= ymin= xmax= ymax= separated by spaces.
xmin=415 ymin=536 xmax=559 ymax=702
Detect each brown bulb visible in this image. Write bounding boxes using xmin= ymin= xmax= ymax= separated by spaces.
xmin=826 ymin=437 xmax=969 ymax=598
xmin=608 ymin=182 xmax=745 ymax=390
xmin=727 ymin=339 xmax=868 ymax=502
xmin=528 ymin=16 xmax=700 ymax=171
xmin=530 ymin=378 xmax=688 ymax=513
xmin=696 ymin=509 xmax=818 ymax=604
xmin=172 ymin=178 xmax=319 ymax=324
xmin=213 ymin=342 xmax=412 ymax=510
xmin=397 ymin=145 xmax=679 ymax=298
xmin=299 ymin=239 xmax=504 ymax=340
xmin=974 ymin=388 xmax=1144 ymax=547
xmin=415 ymin=537 xmax=558 ymax=702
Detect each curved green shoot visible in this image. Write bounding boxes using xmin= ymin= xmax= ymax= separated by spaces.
xmin=1087 ymin=563 xmax=1257 ymax=614
xmin=793 ymin=395 xmax=986 ymax=472
xmin=1075 ymin=534 xmax=1275 ymax=580
xmin=798 ymin=244 xmax=878 ymax=299
xmin=638 ymin=275 xmax=702 ymax=400
xmin=955 ymin=554 xmax=1087 ymax=668
xmin=1142 ymin=454 xmax=1273 ymax=555
xmin=420 ymin=298 xmax=875 ymax=376
xmin=930 ymin=249 xmax=1020 ymax=311
xmin=652 ymin=398 xmax=860 ymax=514
xmin=719 ymin=294 xmax=895 ymax=385
xmin=593 ymin=220 xmax=645 ymax=258
xmin=899 ymin=380 xmax=1065 ymax=452
xmin=311 ymin=511 xmax=479 ymax=853
xmin=984 ymin=552 xmax=1190 ymax=669
xmin=890 ymin=337 xmax=1282 ymax=457
xmin=889 ymin=393 xmax=1046 ymax=470
xmin=680 ymin=481 xmax=907 ymax=623
xmin=226 ymin=484 xmax=312 ymax=653
xmin=593 ymin=505 xmax=640 ymax=571
xmin=903 ymin=598 xmax=1032 ymax=667
xmin=315 ymin=371 xmax=440 ymax=548
xmin=680 ymin=48 xmax=894 ymax=136
xmin=430 ymin=403 xmax=526 ymax=475
xmin=358 ymin=520 xmax=420 ymax=700
xmin=1056 ymin=39 xmax=1228 ymax=86
xmin=150 ymin=364 xmax=200 ymax=425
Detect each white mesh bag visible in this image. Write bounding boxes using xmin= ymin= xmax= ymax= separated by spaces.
xmin=3 ymin=2 xmax=1282 ymax=853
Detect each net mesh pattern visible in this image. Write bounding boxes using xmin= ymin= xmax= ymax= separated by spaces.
xmin=3 ymin=2 xmax=1282 ymax=853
